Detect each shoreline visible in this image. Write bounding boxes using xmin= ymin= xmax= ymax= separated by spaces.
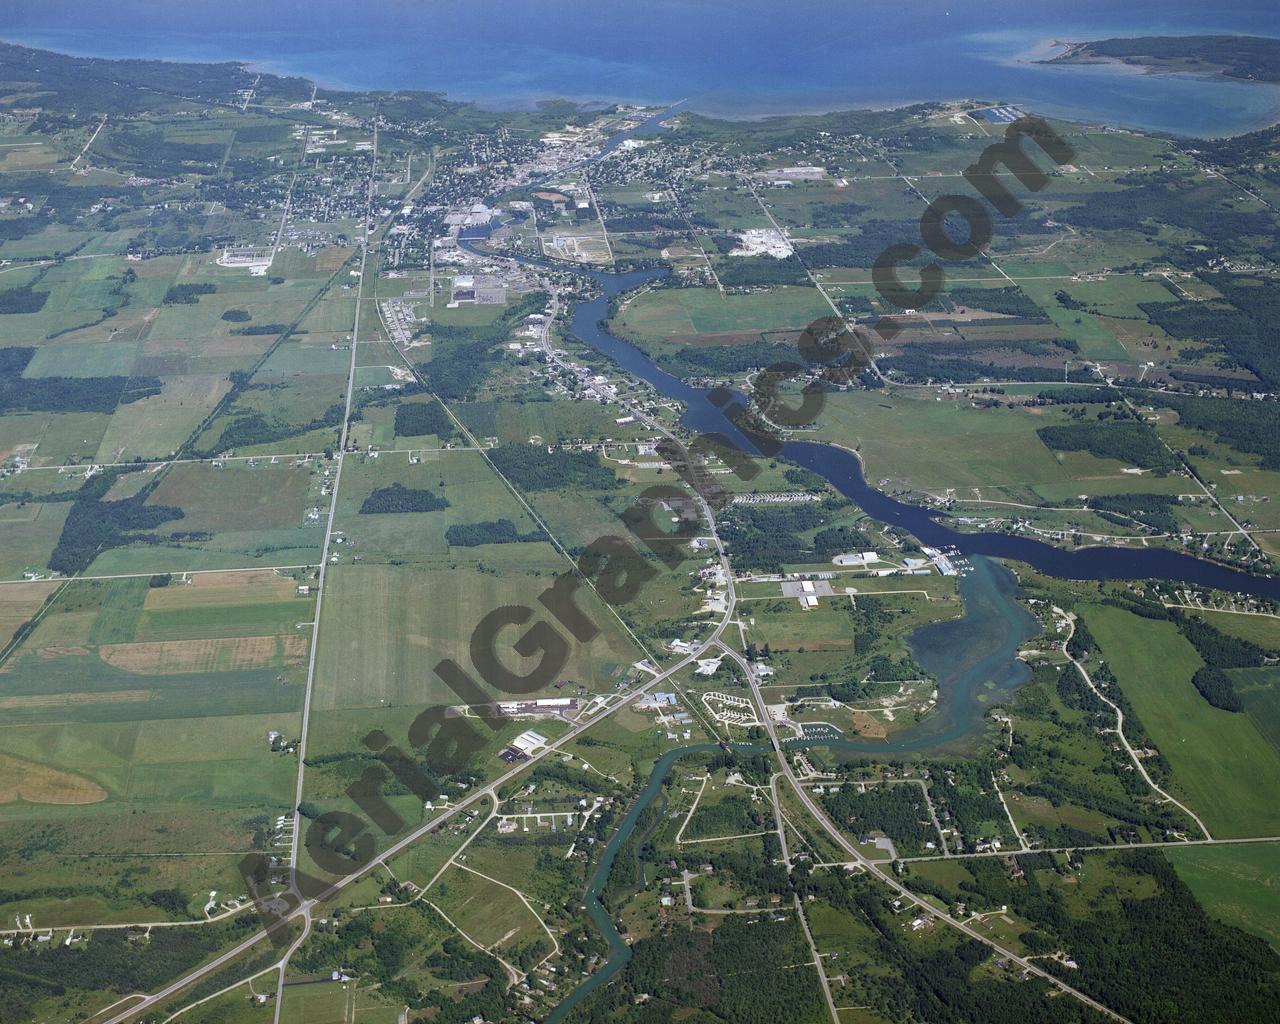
xmin=3 ymin=33 xmax=1280 ymax=137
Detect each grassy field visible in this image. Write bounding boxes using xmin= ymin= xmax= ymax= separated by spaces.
xmin=1188 ymin=610 xmax=1280 ymax=649
xmin=1166 ymin=842 xmax=1280 ymax=950
xmin=332 ymin=449 xmax=548 ymax=565
xmin=310 ymin=562 xmax=639 ymax=713
xmin=1084 ymin=604 xmax=1280 ymax=838
xmin=430 ymin=862 xmax=549 ymax=955
xmin=1232 ymin=666 xmax=1280 ymax=755
xmin=813 ymin=388 xmax=1199 ymax=501
xmin=614 ymin=285 xmax=830 ymax=340
xmin=0 ymin=569 xmax=313 ymax=921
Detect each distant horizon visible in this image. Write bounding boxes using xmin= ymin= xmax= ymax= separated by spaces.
xmin=3 ymin=1 xmax=1280 ymax=136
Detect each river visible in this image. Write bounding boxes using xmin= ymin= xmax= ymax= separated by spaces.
xmin=543 ymin=743 xmax=767 ymax=1024
xmin=469 ymin=239 xmax=1280 ymax=600
xmin=464 ymin=211 xmax=1280 ymax=1023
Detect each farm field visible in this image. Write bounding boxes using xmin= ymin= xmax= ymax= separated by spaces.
xmin=1083 ymin=604 xmax=1280 ymax=838
xmin=812 ymin=388 xmax=1165 ymax=495
xmin=1165 ymin=842 xmax=1280 ymax=950
xmin=83 ymin=461 xmax=327 ymax=574
xmin=330 ymin=448 xmax=550 ymax=565
xmin=0 ymin=569 xmax=313 ymax=923
xmin=308 ymin=562 xmax=639 ymax=715
xmin=613 ymin=285 xmax=829 ymax=340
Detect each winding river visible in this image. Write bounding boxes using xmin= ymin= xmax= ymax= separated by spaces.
xmin=460 ymin=108 xmax=1280 ymax=1023
xmin=543 ymin=743 xmax=767 ymax=1024
xmin=469 ymin=244 xmax=1279 ymax=599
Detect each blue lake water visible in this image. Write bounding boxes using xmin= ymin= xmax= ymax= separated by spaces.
xmin=5 ymin=0 xmax=1280 ymax=135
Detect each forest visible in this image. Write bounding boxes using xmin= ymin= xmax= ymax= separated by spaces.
xmin=445 ymin=519 xmax=545 ymax=545
xmin=718 ymin=501 xmax=869 ymax=572
xmin=359 ymin=483 xmax=450 ymax=514
xmin=394 ymin=399 xmax=455 ymax=438
xmin=487 ymin=443 xmax=620 ymax=492
xmin=821 ymin=781 xmax=938 ymax=855
xmin=1036 ymin=421 xmax=1177 ymax=472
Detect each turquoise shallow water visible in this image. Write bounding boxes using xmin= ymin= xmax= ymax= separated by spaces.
xmin=5 ymin=1 xmax=1280 ymax=135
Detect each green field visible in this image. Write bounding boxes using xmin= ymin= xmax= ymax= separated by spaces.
xmin=1166 ymin=842 xmax=1280 ymax=950
xmin=615 ymin=285 xmax=830 ymax=340
xmin=1085 ymin=604 xmax=1280 ymax=838
xmin=0 ymin=570 xmax=313 ymax=922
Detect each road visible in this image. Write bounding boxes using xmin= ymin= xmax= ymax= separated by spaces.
xmin=718 ymin=640 xmax=1135 ymax=1024
xmin=100 ymin=421 xmax=747 ymax=1024
xmin=68 ymin=117 xmax=105 ymax=171
xmin=1058 ymin=609 xmax=1212 ymax=839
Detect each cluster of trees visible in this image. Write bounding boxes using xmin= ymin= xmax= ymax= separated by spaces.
xmin=161 ymin=282 xmax=216 ymax=305
xmin=602 ymin=211 xmax=688 ymax=232
xmin=1083 ymin=493 xmax=1184 ymax=533
xmin=948 ymin=285 xmax=1049 ymax=320
xmin=1140 ymin=391 xmax=1280 ymax=470
xmin=1056 ymin=172 xmax=1278 ymax=266
xmin=415 ymin=290 xmax=548 ymax=401
xmin=358 ymin=483 xmax=449 ymax=514
xmin=805 ymin=867 xmax=1100 ymax=1024
xmin=1177 ymin=610 xmax=1272 ymax=667
xmin=1008 ymin=664 xmax=1190 ymax=845
xmin=685 ymin=793 xmax=767 ymax=840
xmin=0 ymin=924 xmax=242 ymax=1024
xmin=1008 ymin=850 xmax=1280 ymax=1022
xmin=48 ymin=468 xmax=183 ymax=575
xmin=487 ymin=442 xmax=619 ymax=492
xmin=1036 ymin=421 xmax=1177 ymax=472
xmin=656 ymin=338 xmax=798 ymax=379
xmin=201 ymin=401 xmax=343 ymax=455
xmin=0 ymin=281 xmax=49 ymax=314
xmin=574 ymin=914 xmax=822 ymax=1024
xmin=230 ymin=322 xmax=294 ymax=336
xmin=714 ymin=254 xmax=810 ymax=288
xmin=0 ymin=370 xmax=161 ymax=416
xmin=821 ymin=781 xmax=938 ymax=855
xmin=0 ymin=40 xmax=310 ymax=117
xmin=1141 ymin=279 xmax=1280 ymax=389
xmin=445 ymin=518 xmax=544 ymax=546
xmin=1190 ymin=666 xmax=1243 ymax=712
xmin=1067 ymin=34 xmax=1280 ymax=83
xmin=1101 ymin=594 xmax=1273 ymax=713
xmin=1070 ymin=613 xmax=1174 ymax=782
xmin=882 ymin=339 xmax=1085 ymax=384
xmin=926 ymin=758 xmax=1017 ymax=851
xmin=719 ymin=501 xmax=860 ymax=572
xmin=798 ymin=220 xmax=927 ymax=269
xmin=393 ymin=399 xmax=454 ymax=438
xmin=808 ymin=199 xmax=870 ymax=228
